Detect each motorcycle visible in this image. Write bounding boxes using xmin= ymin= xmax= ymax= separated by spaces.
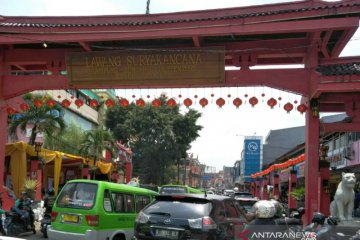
xmin=4 ymin=198 xmax=36 ymax=236
xmin=40 ymin=212 xmax=51 ymax=238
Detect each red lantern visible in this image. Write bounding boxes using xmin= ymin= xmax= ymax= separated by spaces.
xmin=297 ymin=104 xmax=307 ymax=114
xmin=74 ymin=99 xmax=84 ymax=108
xmin=61 ymin=99 xmax=71 ymax=108
xmin=120 ymin=98 xmax=129 ymax=107
xmin=284 ymin=102 xmax=294 ymax=113
xmin=183 ymin=98 xmax=192 ymax=108
xmin=267 ymin=98 xmax=277 ymax=109
xmin=89 ymin=99 xmax=98 ymax=108
xmin=33 ymin=99 xmax=43 ymax=108
xmin=136 ymin=98 xmax=145 ymax=107
xmin=105 ymin=99 xmax=115 ymax=108
xmin=249 ymin=97 xmax=258 ymax=107
xmin=216 ymin=98 xmax=225 ymax=108
xmin=19 ymin=103 xmax=29 ymax=112
xmin=46 ymin=99 xmax=56 ymax=108
xmin=6 ymin=107 xmax=16 ymax=115
xmin=233 ymin=98 xmax=242 ymax=108
xmin=167 ymin=98 xmax=177 ymax=107
xmin=199 ymin=98 xmax=208 ymax=108
xmin=71 ymin=96 xmax=75 ymax=99
xmin=152 ymin=99 xmax=161 ymax=108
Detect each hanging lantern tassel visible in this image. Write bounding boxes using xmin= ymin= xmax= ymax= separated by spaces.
xmin=249 ymin=97 xmax=258 ymax=107
xmin=199 ymin=98 xmax=208 ymax=108
xmin=284 ymin=102 xmax=294 ymax=113
xmin=216 ymin=98 xmax=225 ymax=108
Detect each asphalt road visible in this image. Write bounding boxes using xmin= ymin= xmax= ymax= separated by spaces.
xmin=5 ymin=222 xmax=45 ymax=240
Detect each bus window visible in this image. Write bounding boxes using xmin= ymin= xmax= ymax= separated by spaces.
xmin=103 ymin=190 xmax=112 ymax=212
xmin=124 ymin=194 xmax=135 ymax=212
xmin=136 ymin=195 xmax=151 ymax=212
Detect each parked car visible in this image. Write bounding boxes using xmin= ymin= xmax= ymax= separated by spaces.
xmin=132 ymin=194 xmax=247 ymax=240
xmin=223 ymin=189 xmax=235 ymax=198
xmin=234 ymin=192 xmax=258 ymax=213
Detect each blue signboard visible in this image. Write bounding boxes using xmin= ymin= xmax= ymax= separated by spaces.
xmin=244 ymin=139 xmax=261 ymax=182
xmin=202 ymin=175 xmax=211 ymax=180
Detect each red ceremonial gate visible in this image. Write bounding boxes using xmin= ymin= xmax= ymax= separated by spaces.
xmin=1 ymin=0 xmax=360 ymax=223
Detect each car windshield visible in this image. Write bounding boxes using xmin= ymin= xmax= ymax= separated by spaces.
xmin=144 ymin=197 xmax=212 ymax=218
xmin=56 ymin=182 xmax=97 ymax=209
xmin=160 ymin=186 xmax=187 ymax=195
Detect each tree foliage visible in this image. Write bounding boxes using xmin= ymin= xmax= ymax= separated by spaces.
xmin=8 ymin=93 xmax=66 ymax=145
xmin=105 ymin=97 xmax=202 ymax=185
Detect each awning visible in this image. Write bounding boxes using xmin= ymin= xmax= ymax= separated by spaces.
xmin=5 ymin=141 xmax=88 ymax=196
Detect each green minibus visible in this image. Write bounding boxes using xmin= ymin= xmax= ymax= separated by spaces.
xmin=48 ymin=179 xmax=158 ymax=240
xmin=159 ymin=184 xmax=203 ymax=195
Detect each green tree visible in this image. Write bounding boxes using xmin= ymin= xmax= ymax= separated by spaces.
xmin=105 ymin=96 xmax=202 ymax=185
xmin=44 ymin=121 xmax=85 ymax=156
xmin=8 ymin=93 xmax=66 ymax=145
xmin=79 ymin=128 xmax=115 ymax=162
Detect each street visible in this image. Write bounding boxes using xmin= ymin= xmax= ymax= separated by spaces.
xmin=5 ymin=222 xmax=43 ymax=240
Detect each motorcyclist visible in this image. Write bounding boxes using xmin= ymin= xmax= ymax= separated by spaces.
xmin=43 ymin=188 xmax=56 ymax=214
xmin=12 ymin=191 xmax=32 ymax=230
xmin=245 ymin=200 xmax=278 ymax=239
xmin=0 ymin=191 xmax=6 ymax=235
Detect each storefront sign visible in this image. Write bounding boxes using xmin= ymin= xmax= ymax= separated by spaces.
xmin=346 ymin=141 xmax=360 ymax=167
xmin=66 ymin=48 xmax=225 ymax=87
xmin=294 ymin=162 xmax=305 ymax=178
xmin=279 ymin=168 xmax=290 ymax=182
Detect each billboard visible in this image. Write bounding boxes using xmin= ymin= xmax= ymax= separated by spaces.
xmin=244 ymin=139 xmax=261 ymax=182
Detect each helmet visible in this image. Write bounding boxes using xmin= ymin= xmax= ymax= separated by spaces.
xmin=48 ymin=188 xmax=55 ymax=196
xmin=327 ymin=216 xmax=338 ymax=225
xmin=253 ymin=200 xmax=276 ymax=218
xmin=312 ymin=212 xmax=326 ymax=225
xmin=269 ymin=199 xmax=284 ymax=218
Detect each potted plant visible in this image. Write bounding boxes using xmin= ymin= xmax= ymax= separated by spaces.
xmin=23 ymin=178 xmax=39 ymax=200
xmin=289 ymin=186 xmax=305 ymax=208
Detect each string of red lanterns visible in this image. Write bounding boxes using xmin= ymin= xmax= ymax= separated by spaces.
xmin=4 ymin=91 xmax=308 ymax=116
xmin=251 ymin=154 xmax=305 ymax=178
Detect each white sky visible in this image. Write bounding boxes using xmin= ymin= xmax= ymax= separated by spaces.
xmin=2 ymin=0 xmax=359 ymax=171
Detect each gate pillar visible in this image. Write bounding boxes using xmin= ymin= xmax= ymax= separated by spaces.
xmin=305 ymin=106 xmax=320 ymax=224
xmin=272 ymin=173 xmax=280 ymax=200
xmin=319 ymin=163 xmax=330 ymax=216
xmin=288 ymin=169 xmax=298 ymax=211
xmin=262 ymin=176 xmax=269 ymax=200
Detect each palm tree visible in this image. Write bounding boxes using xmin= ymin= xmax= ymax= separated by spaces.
xmin=8 ymin=93 xmax=66 ymax=145
xmin=79 ymin=128 xmax=115 ymax=162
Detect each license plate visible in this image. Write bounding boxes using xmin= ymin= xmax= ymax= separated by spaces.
xmin=63 ymin=214 xmax=79 ymax=223
xmin=155 ymin=229 xmax=178 ymax=239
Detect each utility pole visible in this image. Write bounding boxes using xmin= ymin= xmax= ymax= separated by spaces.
xmin=146 ymin=0 xmax=150 ymax=14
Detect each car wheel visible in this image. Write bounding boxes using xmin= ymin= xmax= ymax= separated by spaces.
xmin=113 ymin=234 xmax=125 ymax=240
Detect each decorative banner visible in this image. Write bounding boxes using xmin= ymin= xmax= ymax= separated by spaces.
xmin=66 ymin=48 xmax=225 ymax=87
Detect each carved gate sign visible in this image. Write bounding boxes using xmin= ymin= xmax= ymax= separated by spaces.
xmin=66 ymin=48 xmax=224 ymax=87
